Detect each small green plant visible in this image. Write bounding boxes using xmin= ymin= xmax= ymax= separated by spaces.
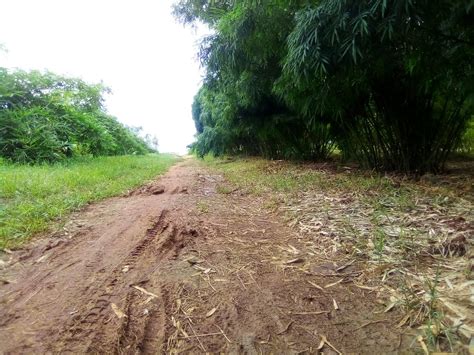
xmin=397 ymin=271 xmax=458 ymax=352
xmin=422 ymin=270 xmax=456 ymax=352
xmin=373 ymin=228 xmax=386 ymax=258
xmin=395 ymin=227 xmax=408 ymax=254
xmin=339 ymin=217 xmax=361 ymax=252
xmin=216 ymin=184 xmax=234 ymax=194
xmin=263 ymin=196 xmax=279 ymax=210
xmin=196 ymin=201 xmax=209 ymax=213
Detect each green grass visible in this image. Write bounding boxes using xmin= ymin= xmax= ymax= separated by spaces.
xmin=0 ymin=154 xmax=179 ymax=248
xmin=202 ymin=155 xmax=469 ymax=202
xmin=203 ymin=156 xmax=406 ymax=197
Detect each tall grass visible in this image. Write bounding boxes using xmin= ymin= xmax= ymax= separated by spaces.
xmin=0 ymin=154 xmax=178 ymax=248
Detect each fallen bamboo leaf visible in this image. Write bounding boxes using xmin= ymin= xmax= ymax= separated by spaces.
xmin=354 ymin=283 xmax=379 ymax=291
xmin=286 ymin=258 xmax=305 ymax=264
xmin=384 ymin=301 xmax=398 ymax=313
xmin=185 ymin=307 xmax=196 ymax=315
xmin=308 ymin=281 xmax=324 ymax=290
xmin=417 ymin=335 xmax=429 ymax=355
xmin=317 ymin=337 xmax=325 ymax=350
xmin=287 ymin=244 xmax=300 ymax=254
xmin=35 ymin=254 xmax=49 ymax=263
xmin=444 ymin=277 xmax=453 ymax=290
xmin=206 ymin=307 xmax=217 ymax=317
xmin=336 ymin=260 xmax=355 ymax=272
xmin=396 ymin=313 xmax=412 ymax=328
xmin=177 ymin=332 xmax=221 ymax=339
xmin=132 ymin=285 xmax=158 ymax=299
xmin=324 ymin=278 xmax=343 ymax=288
xmin=111 ymin=303 xmax=127 ymax=319
xmin=195 ymin=265 xmax=213 ymax=274
xmin=318 ymin=335 xmax=342 ymax=354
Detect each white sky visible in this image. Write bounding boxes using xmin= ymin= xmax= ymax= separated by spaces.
xmin=0 ymin=0 xmax=208 ymax=154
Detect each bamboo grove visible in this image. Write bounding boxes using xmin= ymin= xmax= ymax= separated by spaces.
xmin=175 ymin=0 xmax=474 ymax=173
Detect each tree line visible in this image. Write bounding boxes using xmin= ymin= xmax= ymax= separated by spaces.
xmin=175 ymin=0 xmax=474 ymax=173
xmin=0 ymin=68 xmax=155 ymax=164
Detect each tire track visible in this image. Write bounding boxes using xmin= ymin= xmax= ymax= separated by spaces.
xmin=52 ymin=209 xmax=172 ymax=353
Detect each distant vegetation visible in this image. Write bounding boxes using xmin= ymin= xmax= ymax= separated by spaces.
xmin=0 ymin=68 xmax=155 ymax=164
xmin=175 ymin=0 xmax=474 ymax=173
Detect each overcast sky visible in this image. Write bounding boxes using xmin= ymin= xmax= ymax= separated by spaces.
xmin=0 ymin=0 xmax=208 ymax=154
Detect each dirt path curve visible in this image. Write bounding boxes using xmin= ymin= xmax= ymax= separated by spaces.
xmin=0 ymin=158 xmax=404 ymax=354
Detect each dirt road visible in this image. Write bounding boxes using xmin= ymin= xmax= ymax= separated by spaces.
xmin=0 ymin=159 xmax=405 ymax=354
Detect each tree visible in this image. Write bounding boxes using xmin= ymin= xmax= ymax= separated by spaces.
xmin=0 ymin=68 xmax=152 ymax=163
xmin=177 ymin=0 xmax=474 ymax=172
xmin=281 ymin=0 xmax=474 ymax=172
xmin=178 ymin=0 xmax=335 ymax=159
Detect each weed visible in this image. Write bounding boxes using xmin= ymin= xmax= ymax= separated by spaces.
xmin=422 ymin=270 xmax=457 ymax=352
xmin=373 ymin=228 xmax=386 ymax=258
xmin=196 ymin=201 xmax=209 ymax=213
xmin=263 ymin=196 xmax=280 ymax=210
xmin=397 ymin=270 xmax=458 ymax=353
xmin=340 ymin=217 xmax=365 ymax=256
xmin=216 ymin=184 xmax=234 ymax=195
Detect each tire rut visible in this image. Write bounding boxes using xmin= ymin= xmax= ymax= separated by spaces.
xmin=50 ymin=209 xmax=184 ymax=353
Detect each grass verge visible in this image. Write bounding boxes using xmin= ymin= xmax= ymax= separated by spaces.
xmin=0 ymin=154 xmax=179 ymax=248
xmin=203 ymin=155 xmax=473 ymax=352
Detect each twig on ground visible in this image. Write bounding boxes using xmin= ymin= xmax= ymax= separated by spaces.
xmin=276 ymin=321 xmax=294 ymax=335
xmin=336 ymin=260 xmax=355 ymax=272
xmin=236 ymin=272 xmax=248 ymax=290
xmin=132 ymin=285 xmax=158 ymax=298
xmin=318 ymin=335 xmax=342 ymax=355
xmin=289 ymin=311 xmax=329 ymax=315
xmin=324 ymin=278 xmax=343 ymax=288
xmin=246 ymin=270 xmax=262 ymax=290
xmin=177 ymin=332 xmax=221 ymax=339
xmin=215 ymin=324 xmax=232 ymax=343
xmin=308 ymin=280 xmax=324 ymax=291
xmin=354 ymin=319 xmax=388 ymax=330
xmin=187 ymin=319 xmax=206 ymax=352
xmin=205 ymin=274 xmax=217 ymax=292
